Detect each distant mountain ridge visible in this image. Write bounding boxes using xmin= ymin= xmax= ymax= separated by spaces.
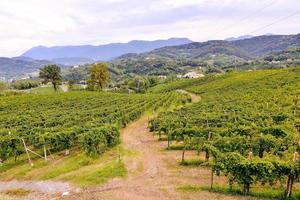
xmin=2 ymin=34 xmax=300 ymax=81
xmin=231 ymin=34 xmax=300 ymax=57
xmin=115 ymin=34 xmax=300 ymax=61
xmin=112 ymin=33 xmax=300 ymax=75
xmin=21 ymin=38 xmax=193 ymax=62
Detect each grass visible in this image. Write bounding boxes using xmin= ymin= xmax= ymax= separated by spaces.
xmin=180 ymin=159 xmax=208 ymax=166
xmin=29 ymin=86 xmax=63 ymax=94
xmin=0 ymin=153 xmax=49 ymax=180
xmin=3 ymin=188 xmax=31 ymax=197
xmin=0 ymin=146 xmax=129 ymax=187
xmin=39 ymin=152 xmax=95 ymax=180
xmin=166 ymin=144 xmax=184 ymax=150
xmin=63 ymin=160 xmax=127 ymax=187
xmin=178 ymin=184 xmax=300 ymax=200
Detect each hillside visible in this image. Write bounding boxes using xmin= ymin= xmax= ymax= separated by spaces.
xmin=2 ymin=34 xmax=300 ymax=82
xmin=21 ymin=38 xmax=193 ymax=63
xmin=0 ymin=57 xmax=54 ymax=81
xmin=112 ymin=34 xmax=300 ymax=76
xmin=149 ymin=68 xmax=300 ymax=199
xmin=223 ymin=48 xmax=300 ymax=71
xmin=232 ymin=34 xmax=300 ymax=57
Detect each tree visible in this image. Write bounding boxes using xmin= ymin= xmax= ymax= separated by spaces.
xmin=87 ymin=63 xmax=109 ymax=91
xmin=128 ymin=76 xmax=149 ymax=93
xmin=39 ymin=65 xmax=62 ymax=91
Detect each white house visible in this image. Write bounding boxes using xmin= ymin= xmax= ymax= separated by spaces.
xmin=182 ymin=72 xmax=205 ymax=79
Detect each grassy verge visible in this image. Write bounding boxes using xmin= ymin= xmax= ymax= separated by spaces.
xmin=178 ymin=184 xmax=300 ymax=200
xmin=29 ymin=86 xmax=63 ymax=94
xmin=180 ymin=159 xmax=208 ymax=167
xmin=0 ymin=146 xmax=129 ymax=187
xmin=63 ymin=160 xmax=127 ymax=187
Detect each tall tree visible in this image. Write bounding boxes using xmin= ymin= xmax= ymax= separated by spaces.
xmin=39 ymin=65 xmax=62 ymax=91
xmin=87 ymin=63 xmax=109 ymax=91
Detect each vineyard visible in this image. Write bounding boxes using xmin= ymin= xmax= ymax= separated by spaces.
xmin=0 ymin=91 xmax=189 ymax=165
xmin=149 ymin=68 xmax=300 ymax=198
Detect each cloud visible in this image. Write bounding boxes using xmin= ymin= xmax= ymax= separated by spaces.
xmin=0 ymin=0 xmax=299 ymax=56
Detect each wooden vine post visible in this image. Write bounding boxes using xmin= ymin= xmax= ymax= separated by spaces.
xmin=43 ymin=145 xmax=47 ymax=161
xmin=118 ymin=146 xmax=121 ymax=162
xmin=182 ymin=144 xmax=186 ymax=163
xmin=205 ymin=119 xmax=212 ymax=161
xmin=210 ymin=165 xmax=214 ymax=190
xmin=167 ymin=131 xmax=170 ymax=149
xmin=286 ymin=152 xmax=299 ymax=198
xmin=21 ymin=138 xmax=33 ymax=167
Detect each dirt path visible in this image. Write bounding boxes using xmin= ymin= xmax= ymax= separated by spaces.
xmin=66 ymin=92 xmax=256 ymax=200
xmin=176 ymin=89 xmax=201 ymax=103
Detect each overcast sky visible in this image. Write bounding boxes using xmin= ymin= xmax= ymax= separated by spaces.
xmin=0 ymin=0 xmax=299 ymax=57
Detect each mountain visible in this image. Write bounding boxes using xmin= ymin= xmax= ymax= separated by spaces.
xmin=111 ymin=40 xmax=251 ymax=76
xmin=223 ymin=48 xmax=300 ymax=71
xmin=225 ymin=35 xmax=254 ymax=41
xmin=0 ymin=57 xmax=55 ymax=81
xmin=232 ymin=34 xmax=300 ymax=57
xmin=21 ymin=38 xmax=193 ymax=63
xmin=4 ymin=34 xmax=300 ymax=81
xmin=112 ymin=34 xmax=300 ymax=76
xmin=149 ymin=40 xmax=251 ymax=60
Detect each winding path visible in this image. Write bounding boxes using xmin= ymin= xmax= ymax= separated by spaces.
xmin=65 ymin=91 xmax=254 ymax=200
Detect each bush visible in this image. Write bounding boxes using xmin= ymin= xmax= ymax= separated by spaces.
xmin=82 ymin=129 xmax=108 ymax=157
xmin=0 ymin=81 xmax=7 ymax=91
xmin=81 ymin=125 xmax=120 ymax=157
xmin=11 ymin=80 xmax=40 ymax=90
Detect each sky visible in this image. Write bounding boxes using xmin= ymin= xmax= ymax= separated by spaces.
xmin=0 ymin=0 xmax=299 ymax=57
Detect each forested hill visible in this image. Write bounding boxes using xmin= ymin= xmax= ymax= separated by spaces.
xmin=232 ymin=34 xmax=300 ymax=57
xmin=117 ymin=34 xmax=300 ymax=61
xmin=112 ymin=34 xmax=300 ymax=75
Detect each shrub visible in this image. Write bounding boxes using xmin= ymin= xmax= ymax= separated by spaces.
xmin=11 ymin=80 xmax=40 ymax=90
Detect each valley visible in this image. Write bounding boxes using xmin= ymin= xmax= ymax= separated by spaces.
xmin=0 ymin=67 xmax=299 ymax=200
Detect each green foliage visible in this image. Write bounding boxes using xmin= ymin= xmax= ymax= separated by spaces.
xmin=11 ymin=80 xmax=40 ymax=90
xmin=82 ymin=128 xmax=108 ymax=157
xmin=39 ymin=65 xmax=62 ymax=91
xmin=0 ymin=91 xmax=189 ymax=162
xmin=87 ymin=63 xmax=109 ymax=91
xmin=0 ymin=82 xmax=7 ymax=91
xmin=150 ymin=68 xmax=300 ymax=198
xmin=81 ymin=125 xmax=120 ymax=156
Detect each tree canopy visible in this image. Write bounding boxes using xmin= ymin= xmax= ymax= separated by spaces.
xmin=39 ymin=65 xmax=62 ymax=91
xmin=87 ymin=63 xmax=109 ymax=91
